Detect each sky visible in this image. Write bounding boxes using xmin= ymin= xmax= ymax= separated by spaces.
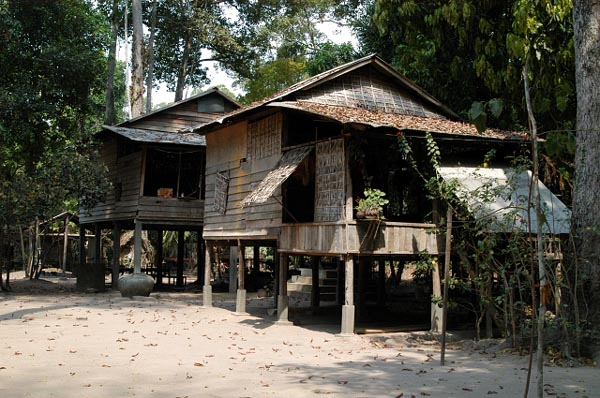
xmin=119 ymin=21 xmax=357 ymax=107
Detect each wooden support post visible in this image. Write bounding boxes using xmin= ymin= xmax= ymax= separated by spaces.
xmin=236 ymin=242 xmax=247 ymax=314
xmin=228 ymin=245 xmax=237 ymax=293
xmin=78 ymin=225 xmax=86 ymax=274
xmin=61 ymin=214 xmax=70 ymax=274
xmin=93 ymin=223 xmax=101 ymax=266
xmin=431 ymin=255 xmax=442 ymax=333
xmin=276 ymin=253 xmax=291 ymax=324
xmin=336 ymin=256 xmax=343 ymax=305
xmin=176 ymin=230 xmax=184 ymax=286
xmin=377 ymin=259 xmax=386 ymax=306
xmin=273 ymin=250 xmax=280 ymax=300
xmin=156 ymin=229 xmax=163 ymax=287
xmin=197 ymin=229 xmax=204 ymax=285
xmin=357 ymin=256 xmax=367 ymax=321
xmin=253 ymin=245 xmax=260 ymax=274
xmin=133 ymin=220 xmax=142 ymax=274
xmin=311 ymin=256 xmax=320 ymax=312
xmin=111 ymin=224 xmax=121 ymax=288
xmin=441 ymin=208 xmax=453 ymax=366
xmin=203 ymin=242 xmax=212 ymax=307
xmin=340 ymin=255 xmax=355 ymax=335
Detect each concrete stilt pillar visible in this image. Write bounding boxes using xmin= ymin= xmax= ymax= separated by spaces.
xmin=340 ymin=255 xmax=355 ymax=335
xmin=203 ymin=243 xmax=212 ymax=307
xmin=235 ymin=242 xmax=247 ymax=314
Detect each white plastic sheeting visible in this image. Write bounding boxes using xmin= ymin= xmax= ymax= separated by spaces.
xmin=438 ymin=166 xmax=571 ymax=234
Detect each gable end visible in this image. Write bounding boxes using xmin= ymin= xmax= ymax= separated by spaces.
xmin=293 ymin=65 xmax=446 ymax=119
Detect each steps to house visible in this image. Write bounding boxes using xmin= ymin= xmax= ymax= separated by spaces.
xmin=287 ymin=267 xmax=338 ymax=303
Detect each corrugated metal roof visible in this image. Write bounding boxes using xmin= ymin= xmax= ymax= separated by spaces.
xmin=438 ymin=166 xmax=571 ymax=234
xmin=102 ymin=125 xmax=205 ymax=146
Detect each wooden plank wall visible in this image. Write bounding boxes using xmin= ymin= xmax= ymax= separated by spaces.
xmin=137 ymin=196 xmax=204 ymax=225
xmin=203 ymin=115 xmax=283 ymax=239
xmin=80 ymin=137 xmax=142 ymax=224
xmin=278 ymin=222 xmax=439 ymax=255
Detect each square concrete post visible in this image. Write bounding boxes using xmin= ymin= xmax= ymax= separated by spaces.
xmin=236 ymin=242 xmax=247 ymax=314
xmin=340 ymin=255 xmax=355 ymax=335
xmin=276 ymin=252 xmax=291 ymax=324
xmin=203 ymin=243 xmax=212 ymax=307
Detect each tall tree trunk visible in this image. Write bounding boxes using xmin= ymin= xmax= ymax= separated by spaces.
xmin=146 ymin=0 xmax=158 ymax=113
xmin=175 ymin=33 xmax=192 ymax=102
xmin=572 ymin=0 xmax=600 ymax=352
xmin=104 ymin=0 xmax=120 ymax=124
xmin=130 ymin=0 xmax=144 ymax=118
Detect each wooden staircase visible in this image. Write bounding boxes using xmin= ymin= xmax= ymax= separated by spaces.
xmin=287 ymin=268 xmax=338 ymax=303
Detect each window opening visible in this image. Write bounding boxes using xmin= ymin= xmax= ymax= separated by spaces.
xmin=143 ymin=147 xmax=203 ymax=199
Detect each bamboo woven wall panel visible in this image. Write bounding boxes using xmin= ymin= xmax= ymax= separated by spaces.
xmin=213 ymin=171 xmax=229 ymax=214
xmin=314 ymin=138 xmax=345 ymax=222
xmin=296 ymin=68 xmax=444 ymax=119
xmin=247 ymin=114 xmax=282 ymax=160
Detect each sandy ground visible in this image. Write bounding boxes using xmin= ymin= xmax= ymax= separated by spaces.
xmin=0 ymin=276 xmax=598 ymax=398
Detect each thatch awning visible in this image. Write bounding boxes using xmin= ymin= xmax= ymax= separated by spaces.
xmin=241 ymin=146 xmax=313 ymax=207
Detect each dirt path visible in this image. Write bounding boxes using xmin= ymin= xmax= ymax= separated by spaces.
xmin=0 ymin=279 xmax=597 ymax=398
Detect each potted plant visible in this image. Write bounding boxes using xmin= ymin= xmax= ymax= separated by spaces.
xmin=355 ymin=188 xmax=389 ymax=219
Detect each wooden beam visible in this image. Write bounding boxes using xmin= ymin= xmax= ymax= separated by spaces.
xmin=133 ymin=219 xmax=142 ymax=274
xmin=253 ymin=245 xmax=260 ymax=274
xmin=61 ymin=214 xmax=70 ymax=273
xmin=276 ymin=253 xmax=290 ymax=323
xmin=94 ymin=223 xmax=101 ymax=266
xmin=112 ymin=224 xmax=121 ymax=288
xmin=155 ymin=229 xmax=163 ymax=287
xmin=311 ymin=256 xmax=320 ymax=311
xmin=440 ymin=208 xmax=453 ymax=366
xmin=197 ymin=229 xmax=204 ymax=285
xmin=176 ymin=230 xmax=185 ymax=286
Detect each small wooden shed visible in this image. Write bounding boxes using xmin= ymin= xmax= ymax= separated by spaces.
xmin=79 ymin=88 xmax=239 ymax=290
xmin=192 ymin=55 xmax=533 ymax=333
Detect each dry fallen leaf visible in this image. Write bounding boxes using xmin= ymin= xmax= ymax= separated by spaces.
xmin=193 ymin=362 xmax=204 ymax=367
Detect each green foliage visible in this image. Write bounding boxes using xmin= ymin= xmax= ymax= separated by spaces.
xmin=365 ymin=0 xmax=574 ymax=134
xmin=238 ymin=57 xmax=307 ymax=104
xmin=305 ymin=42 xmax=357 ymax=76
xmin=0 ymin=0 xmax=111 ymax=225
xmin=355 ymin=188 xmax=389 ymax=217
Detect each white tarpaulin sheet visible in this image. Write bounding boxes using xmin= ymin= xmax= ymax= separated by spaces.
xmin=438 ymin=166 xmax=571 ymax=234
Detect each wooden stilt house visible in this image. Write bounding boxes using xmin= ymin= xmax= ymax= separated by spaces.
xmin=78 ymin=88 xmax=239 ymax=290
xmin=191 ymin=55 xmax=569 ymax=334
